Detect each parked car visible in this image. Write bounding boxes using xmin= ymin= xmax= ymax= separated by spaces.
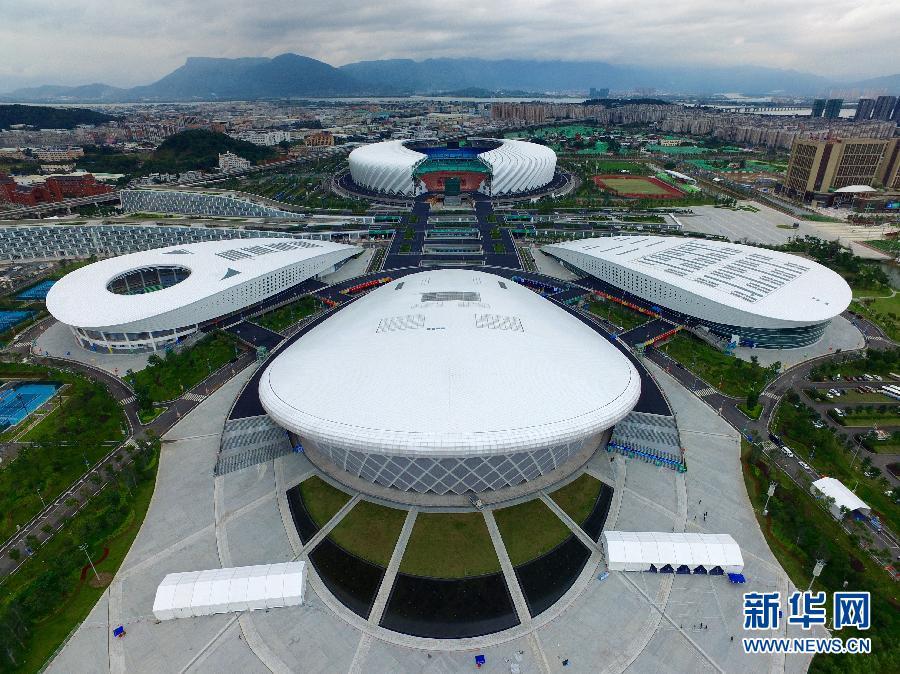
xmin=781 ymin=447 xmax=794 ymax=458
xmin=798 ymin=461 xmax=812 ymax=472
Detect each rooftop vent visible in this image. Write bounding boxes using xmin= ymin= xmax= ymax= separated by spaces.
xmin=421 ymin=291 xmax=481 ymax=302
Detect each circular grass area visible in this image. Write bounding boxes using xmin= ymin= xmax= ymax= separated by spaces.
xmin=299 ymin=475 xmax=351 ymax=527
xmin=399 ymin=512 xmax=500 ymax=578
xmin=493 ymin=499 xmax=570 ymax=566
xmin=549 ymin=473 xmax=603 ymax=525
xmin=328 ymin=500 xmax=407 ymax=567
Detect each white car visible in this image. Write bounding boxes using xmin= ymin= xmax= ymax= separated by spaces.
xmin=781 ymin=447 xmax=794 ymax=458
xmin=798 ymin=461 xmax=812 ymax=472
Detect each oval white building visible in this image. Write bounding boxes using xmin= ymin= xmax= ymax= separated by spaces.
xmin=543 ymin=236 xmax=853 ymax=347
xmin=347 ymin=138 xmax=557 ymax=197
xmin=46 ymin=237 xmax=360 ymax=353
xmin=260 ymin=269 xmax=640 ymax=495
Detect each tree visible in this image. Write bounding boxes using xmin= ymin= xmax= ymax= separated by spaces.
xmin=746 ymin=389 xmax=760 ymax=410
xmin=8 ymin=548 xmax=21 ymax=561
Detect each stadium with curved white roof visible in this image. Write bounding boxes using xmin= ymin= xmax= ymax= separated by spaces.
xmin=544 ymin=236 xmax=853 ymax=348
xmin=46 ymin=237 xmax=359 ymax=353
xmin=259 ymin=269 xmax=640 ymax=495
xmin=347 ymin=138 xmax=557 ymax=197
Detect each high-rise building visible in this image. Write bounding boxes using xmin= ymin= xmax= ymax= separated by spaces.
xmin=589 ymin=87 xmax=610 ymax=99
xmin=811 ymin=99 xmax=827 ymax=117
xmin=783 ymin=137 xmax=898 ymax=199
xmin=854 ymin=98 xmax=875 ymax=121
xmin=823 ymin=98 xmax=844 ymax=119
xmin=872 ymin=95 xmax=898 ymax=121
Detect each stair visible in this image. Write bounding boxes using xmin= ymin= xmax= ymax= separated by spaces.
xmin=215 ymin=414 xmax=292 ymax=476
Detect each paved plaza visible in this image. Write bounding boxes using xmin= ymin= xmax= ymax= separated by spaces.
xmin=679 ymin=202 xmax=895 ymax=256
xmin=46 ymin=345 xmax=825 ymax=673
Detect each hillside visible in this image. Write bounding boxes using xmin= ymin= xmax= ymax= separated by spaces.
xmin=2 ymin=54 xmax=897 ymax=101
xmin=0 ymin=103 xmax=116 ymax=130
xmin=127 ymin=54 xmax=363 ymax=100
xmin=147 ymin=129 xmax=277 ymax=172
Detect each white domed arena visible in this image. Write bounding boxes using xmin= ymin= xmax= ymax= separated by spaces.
xmin=347 ymin=138 xmax=557 ymax=197
xmin=46 ymin=238 xmax=359 ymax=353
xmin=259 ymin=269 xmax=640 ymax=496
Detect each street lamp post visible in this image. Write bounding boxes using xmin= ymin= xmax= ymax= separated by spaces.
xmin=79 ymin=543 xmax=100 ymax=582
xmin=36 ymin=486 xmax=47 ymax=510
xmin=763 ymin=482 xmax=776 ymax=516
xmin=807 ymin=559 xmax=825 ymax=592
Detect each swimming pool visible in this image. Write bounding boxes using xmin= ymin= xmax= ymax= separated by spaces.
xmin=17 ymin=280 xmax=56 ymax=301
xmin=0 ymin=382 xmax=60 ymax=429
xmin=0 ymin=310 xmax=34 ymax=333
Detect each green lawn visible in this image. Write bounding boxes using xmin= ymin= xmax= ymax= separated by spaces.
xmin=493 ymin=243 xmax=506 ymax=254
xmin=738 ymin=402 xmax=763 ymax=420
xmin=0 ymin=368 xmax=126 ymax=542
xmin=399 ymin=513 xmax=500 ymax=577
xmin=851 ymin=293 xmax=900 ymax=341
xmin=588 ymin=160 xmax=650 ymax=174
xmin=661 ymin=332 xmax=776 ymax=398
xmin=328 ymin=500 xmax=406 ymax=566
xmin=550 ymin=473 xmax=602 ymax=525
xmin=299 ymin=476 xmax=350 ymax=528
xmin=865 ymin=239 xmax=900 ymax=254
xmin=0 ymin=440 xmax=160 ymax=672
xmin=836 ymin=411 xmax=900 ymax=427
xmin=253 ymin=296 xmax=318 ymax=333
xmin=741 ymin=441 xmax=898 ymax=674
xmin=129 ymin=331 xmax=240 ymax=403
xmin=773 ymin=395 xmax=898 ymax=534
xmin=587 ymin=299 xmax=648 ymax=331
xmin=493 ymin=499 xmax=570 ymax=566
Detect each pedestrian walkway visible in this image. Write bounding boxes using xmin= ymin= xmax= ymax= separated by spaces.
xmin=693 ymin=387 xmax=717 ymax=397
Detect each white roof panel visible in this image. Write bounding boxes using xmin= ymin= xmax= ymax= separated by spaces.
xmin=544 ymin=236 xmax=852 ymax=324
xmin=152 ymin=563 xmax=306 ymax=621
xmin=260 ymin=269 xmax=640 ymax=457
xmin=603 ymin=531 xmax=743 ymax=572
xmin=811 ymin=477 xmax=871 ymax=514
xmin=46 ymin=237 xmax=359 ymax=330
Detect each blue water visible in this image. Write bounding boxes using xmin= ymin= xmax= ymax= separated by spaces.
xmin=0 ymin=310 xmax=34 ymax=332
xmin=0 ymin=383 xmax=59 ymax=428
xmin=17 ymin=280 xmax=56 ymax=300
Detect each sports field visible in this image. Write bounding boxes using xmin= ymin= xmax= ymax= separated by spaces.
xmin=592 ymin=174 xmax=685 ymax=199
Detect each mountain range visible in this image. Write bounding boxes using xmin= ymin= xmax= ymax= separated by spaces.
xmin=2 ymin=53 xmax=898 ymax=102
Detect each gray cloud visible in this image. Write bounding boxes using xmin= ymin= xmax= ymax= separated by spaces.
xmin=0 ymin=0 xmax=897 ymax=89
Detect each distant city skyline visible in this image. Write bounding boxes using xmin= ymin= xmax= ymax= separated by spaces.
xmin=0 ymin=0 xmax=898 ymax=91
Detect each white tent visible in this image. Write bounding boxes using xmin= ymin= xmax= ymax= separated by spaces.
xmin=602 ymin=531 xmax=743 ymax=574
xmin=810 ymin=477 xmax=871 ymax=520
xmin=153 ymin=562 xmax=306 ymax=621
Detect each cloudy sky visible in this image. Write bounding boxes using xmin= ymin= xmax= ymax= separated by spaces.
xmin=0 ymin=0 xmax=898 ymax=90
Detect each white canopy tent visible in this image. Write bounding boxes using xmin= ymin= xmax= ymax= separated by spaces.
xmin=810 ymin=477 xmax=871 ymax=520
xmin=153 ymin=562 xmax=305 ymax=621
xmin=602 ymin=531 xmax=743 ymax=574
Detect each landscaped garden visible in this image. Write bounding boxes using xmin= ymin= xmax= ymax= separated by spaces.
xmin=399 ymin=513 xmax=500 ymax=578
xmin=253 ymin=296 xmax=319 ymax=333
xmin=660 ymin=332 xmax=777 ymax=398
xmin=0 ymin=363 xmax=126 ymax=542
xmin=772 ymin=393 xmax=898 ymax=533
xmin=587 ymin=298 xmax=648 ymax=332
xmin=129 ymin=331 xmax=241 ymax=405
xmin=741 ymin=440 xmax=898 ymax=674
xmin=0 ymin=437 xmax=161 ymax=672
